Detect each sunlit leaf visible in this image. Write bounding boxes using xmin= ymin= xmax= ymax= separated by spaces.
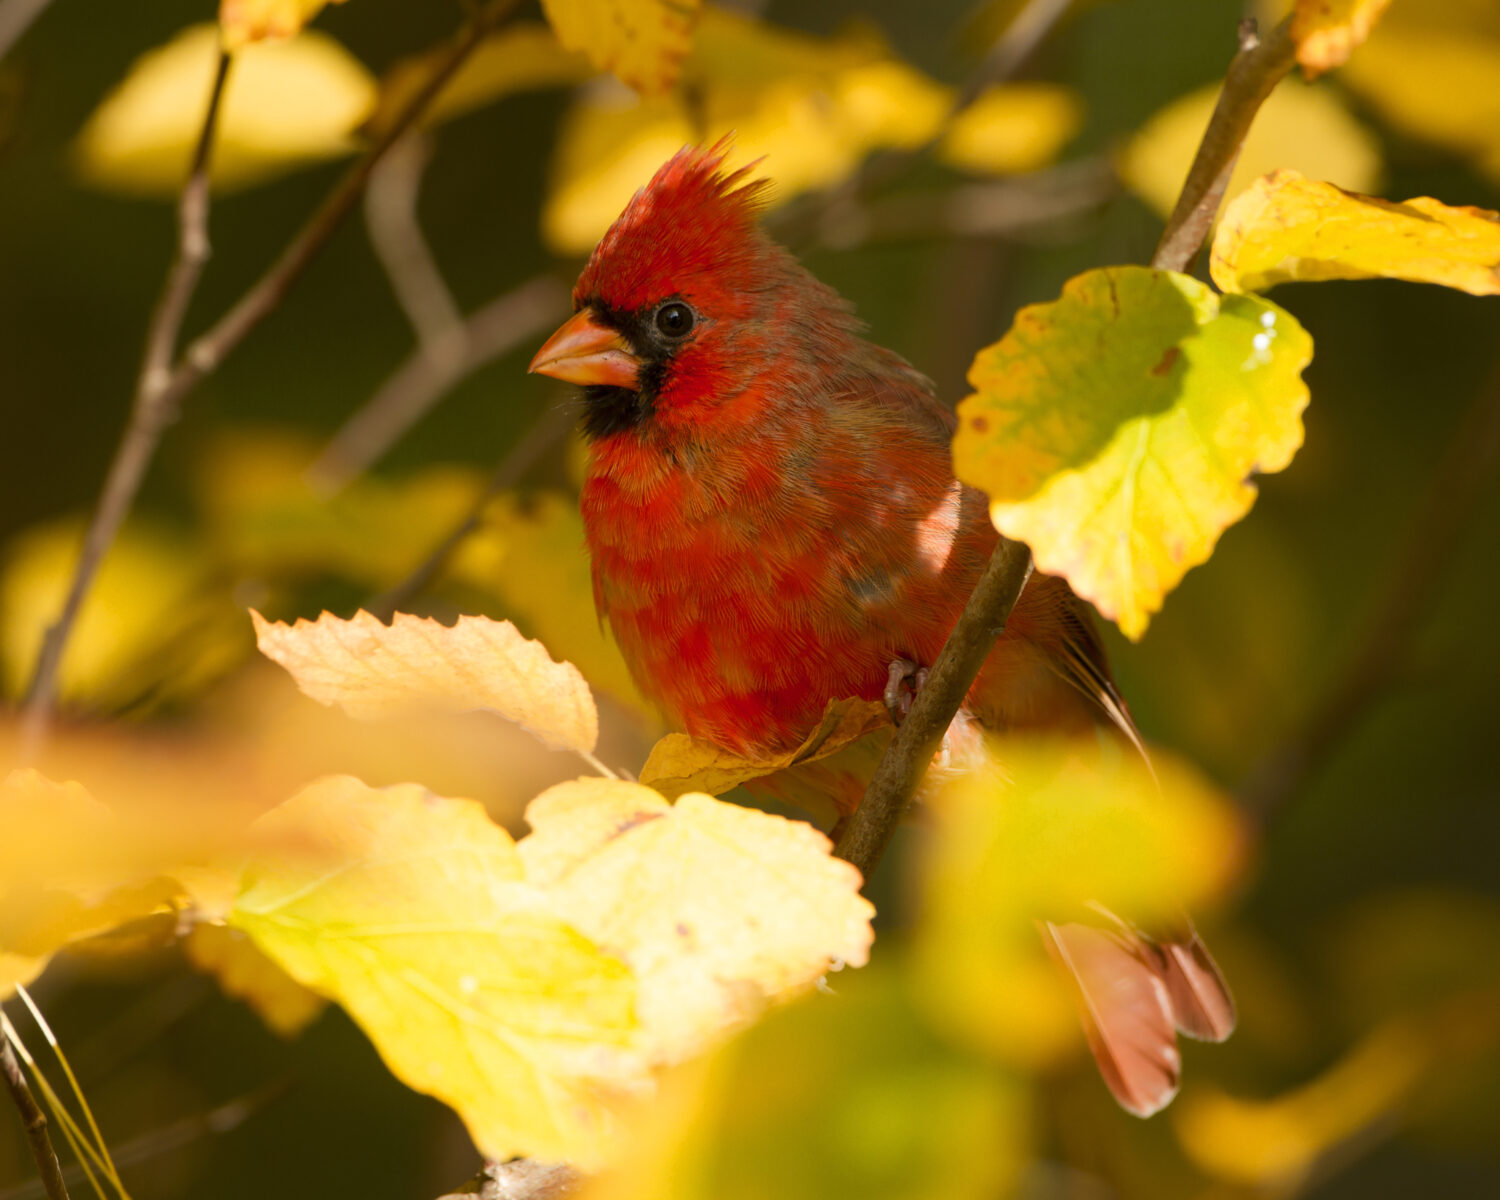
xmin=75 ymin=23 xmax=376 ymax=195
xmin=1212 ymin=170 xmax=1500 ymax=296
xmin=1120 ymin=78 xmax=1382 ymax=224
xmin=230 ymin=776 xmax=639 ymax=1166
xmin=220 ymin=0 xmax=348 ymax=49
xmin=539 ymin=0 xmax=701 ymax=94
xmin=939 ymin=83 xmax=1084 ymax=176
xmin=953 ymin=265 xmax=1312 ymax=640
xmin=639 ymin=698 xmax=891 ymax=800
xmin=585 ymin=970 xmax=1026 ymax=1200
xmin=184 ymin=921 xmax=325 ymax=1037
xmin=1290 ymin=0 xmax=1394 ymax=76
xmin=251 ymin=609 xmax=600 ymax=759
xmin=519 ymin=778 xmax=874 ymax=1064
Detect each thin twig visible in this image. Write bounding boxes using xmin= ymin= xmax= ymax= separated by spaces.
xmin=835 ymin=542 xmax=1034 ymax=875
xmin=17 ymin=48 xmax=234 ymax=759
xmin=0 ymin=0 xmax=52 ymax=62
xmin=1149 ymin=16 xmax=1296 ymax=272
xmin=18 ymin=0 xmax=522 ymax=755
xmin=1 ymin=1035 xmax=69 ymax=1200
xmin=308 ymin=275 xmax=569 ymax=494
xmin=1240 ymin=357 xmax=1500 ymax=820
xmin=367 ymin=400 xmax=577 ymax=620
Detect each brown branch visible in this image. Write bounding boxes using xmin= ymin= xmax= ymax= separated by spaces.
xmin=835 ymin=542 xmax=1033 ymax=874
xmin=0 ymin=0 xmax=53 ymax=62
xmin=1240 ymin=356 xmax=1500 ymax=821
xmin=438 ymin=1159 xmax=582 ymax=1200
xmin=1 ymin=1036 xmax=69 ymax=1200
xmin=1150 ymin=16 xmax=1296 ymax=272
xmin=17 ymin=0 xmax=522 ymax=756
xmin=17 ymin=48 xmax=233 ymax=759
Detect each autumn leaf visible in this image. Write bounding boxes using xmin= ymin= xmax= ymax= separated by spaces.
xmin=220 ymin=0 xmax=348 ymax=50
xmin=639 ymin=698 xmax=891 ymax=800
xmin=1290 ymin=0 xmax=1394 ymax=77
xmin=251 ymin=609 xmax=600 ymax=763
xmin=1212 ymin=170 xmax=1500 ymax=296
xmin=74 ymin=24 xmax=375 ymax=195
xmin=519 ymin=779 xmax=874 ymax=1063
xmin=539 ymin=0 xmax=701 ymax=94
xmin=953 ymin=266 xmax=1312 ymax=640
xmin=230 ymin=776 xmax=640 ymax=1166
xmin=184 ymin=922 xmax=325 ymax=1037
xmin=939 ymin=83 xmax=1084 ymax=176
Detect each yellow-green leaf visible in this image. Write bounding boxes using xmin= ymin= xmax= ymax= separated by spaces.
xmin=230 ymin=776 xmax=639 ymax=1166
xmin=74 ymin=23 xmax=375 ymax=195
xmin=953 ymin=265 xmax=1312 ymax=640
xmin=251 ymin=609 xmax=600 ymax=759
xmin=1212 ymin=170 xmax=1500 ymax=296
xmin=939 ymin=83 xmax=1083 ymax=176
xmin=519 ymin=779 xmax=874 ymax=1064
xmin=539 ymin=0 xmax=701 ymax=94
xmin=1290 ymin=0 xmax=1395 ymax=76
xmin=220 ymin=0 xmax=347 ymax=49
xmin=1120 ymin=78 xmax=1382 ymax=225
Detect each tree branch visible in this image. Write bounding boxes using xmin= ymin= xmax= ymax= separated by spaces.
xmin=438 ymin=1159 xmax=581 ymax=1200
xmin=18 ymin=47 xmax=234 ymax=759
xmin=1 ymin=1036 xmax=69 ymax=1200
xmin=0 ymin=0 xmax=52 ymax=63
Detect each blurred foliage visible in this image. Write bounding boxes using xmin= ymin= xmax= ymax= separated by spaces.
xmin=1 ymin=0 xmax=1498 ymax=1198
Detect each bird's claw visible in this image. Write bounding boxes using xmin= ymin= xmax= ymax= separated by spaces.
xmin=884 ymin=657 xmax=929 ymax=725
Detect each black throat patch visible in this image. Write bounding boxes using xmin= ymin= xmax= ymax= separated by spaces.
xmin=576 ymin=300 xmax=678 ymax=441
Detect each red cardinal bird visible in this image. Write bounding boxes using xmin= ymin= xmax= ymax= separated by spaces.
xmin=530 ymin=143 xmax=1233 ymax=1116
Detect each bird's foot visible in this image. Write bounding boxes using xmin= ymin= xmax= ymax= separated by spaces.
xmin=884 ymin=657 xmax=929 ymax=725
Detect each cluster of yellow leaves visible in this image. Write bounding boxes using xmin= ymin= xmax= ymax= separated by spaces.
xmin=1288 ymin=0 xmax=1394 ymax=76
xmin=540 ymin=0 xmax=701 ymax=95
xmin=220 ymin=0 xmax=347 ymax=50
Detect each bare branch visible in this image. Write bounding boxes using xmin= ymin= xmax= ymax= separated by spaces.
xmin=18 ymin=48 xmax=234 ymax=759
xmin=0 ymin=0 xmax=52 ymax=63
xmin=1 ymin=1035 xmax=69 ymax=1200
xmin=1241 ymin=356 xmax=1500 ymax=821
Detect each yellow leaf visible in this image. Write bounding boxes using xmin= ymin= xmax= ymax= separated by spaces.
xmin=519 ymin=779 xmax=874 ymax=1064
xmin=1120 ymin=78 xmax=1382 ymax=224
xmin=539 ymin=0 xmax=701 ymax=94
xmin=1290 ymin=0 xmax=1394 ymax=76
xmin=954 ymin=265 xmax=1312 ymax=640
xmin=1212 ymin=169 xmax=1500 ymax=296
xmin=940 ymin=83 xmax=1084 ymax=176
xmin=220 ymin=0 xmax=348 ymax=49
xmin=230 ymin=776 xmax=639 ymax=1166
xmin=251 ymin=609 xmax=600 ymax=759
xmin=75 ymin=24 xmax=376 ymax=195
xmin=639 ymin=698 xmax=892 ymax=801
xmin=184 ymin=921 xmax=325 ymax=1037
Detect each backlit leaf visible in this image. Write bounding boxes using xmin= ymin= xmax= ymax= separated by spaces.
xmin=1212 ymin=170 xmax=1500 ymax=296
xmin=954 ymin=266 xmax=1312 ymax=640
xmin=251 ymin=609 xmax=600 ymax=758
xmin=75 ymin=23 xmax=375 ymax=195
xmin=1290 ymin=0 xmax=1394 ymax=76
xmin=939 ymin=83 xmax=1084 ymax=176
xmin=539 ymin=0 xmax=701 ymax=94
xmin=519 ymin=779 xmax=874 ymax=1064
xmin=184 ymin=921 xmax=325 ymax=1037
xmin=220 ymin=0 xmax=348 ymax=49
xmin=230 ymin=776 xmax=639 ymax=1166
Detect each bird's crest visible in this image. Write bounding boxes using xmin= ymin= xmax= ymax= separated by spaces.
xmin=574 ymin=138 xmax=774 ymax=314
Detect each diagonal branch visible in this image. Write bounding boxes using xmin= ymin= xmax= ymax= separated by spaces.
xmin=1 ymin=1035 xmax=69 ymax=1200
xmin=0 ymin=0 xmax=52 ymax=63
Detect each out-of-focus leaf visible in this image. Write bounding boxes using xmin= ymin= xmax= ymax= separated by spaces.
xmin=74 ymin=24 xmax=376 ymax=195
xmin=1 ymin=516 xmax=245 ymax=711
xmin=953 ymin=265 xmax=1312 ymax=640
xmin=184 ymin=921 xmax=325 ymax=1037
xmin=539 ymin=0 xmax=701 ymax=94
xmin=939 ymin=83 xmax=1083 ymax=176
xmin=230 ymin=776 xmax=639 ymax=1166
xmin=584 ymin=970 xmax=1026 ymax=1200
xmin=913 ymin=738 xmax=1244 ymax=1068
xmin=365 ymin=22 xmax=594 ymax=138
xmin=1213 ymin=170 xmax=1500 ymax=296
xmin=251 ymin=609 xmax=600 ymax=758
xmin=1290 ymin=0 xmax=1394 ymax=76
xmin=544 ymin=10 xmax=950 ymax=253
xmin=519 ymin=779 xmax=873 ymax=1064
xmin=1120 ymin=78 xmax=1382 ymax=224
xmin=639 ymin=698 xmax=891 ymax=800
xmin=220 ymin=0 xmax=347 ymax=49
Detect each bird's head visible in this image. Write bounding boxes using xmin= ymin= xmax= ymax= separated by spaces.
xmin=529 ymin=141 xmax=850 ymax=439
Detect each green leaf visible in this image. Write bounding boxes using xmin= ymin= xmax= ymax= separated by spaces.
xmin=953 ymin=265 xmax=1312 ymax=640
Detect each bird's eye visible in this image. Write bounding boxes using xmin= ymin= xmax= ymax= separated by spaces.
xmin=654 ymin=301 xmax=695 ymax=338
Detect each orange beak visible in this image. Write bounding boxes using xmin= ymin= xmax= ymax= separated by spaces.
xmin=528 ymin=309 xmax=641 ymax=389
